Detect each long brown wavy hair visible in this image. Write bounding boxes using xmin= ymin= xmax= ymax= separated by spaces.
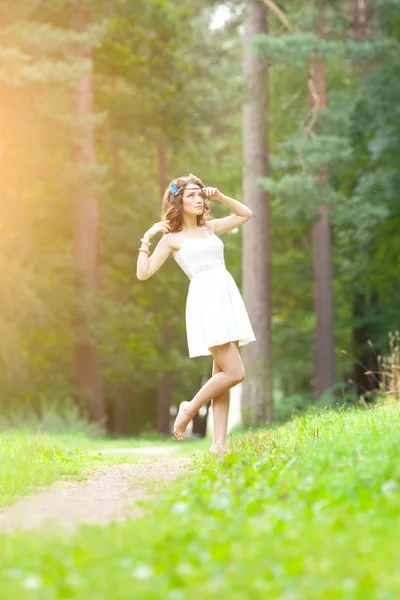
xmin=160 ymin=173 xmax=212 ymax=235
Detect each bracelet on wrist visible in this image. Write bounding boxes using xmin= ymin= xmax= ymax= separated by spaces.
xmin=140 ymin=238 xmax=151 ymax=246
xmin=138 ymin=248 xmax=150 ymax=254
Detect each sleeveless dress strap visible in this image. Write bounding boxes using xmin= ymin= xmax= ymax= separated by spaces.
xmin=202 ymin=225 xmax=212 ymax=235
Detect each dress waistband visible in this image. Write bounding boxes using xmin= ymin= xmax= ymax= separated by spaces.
xmin=189 ymin=261 xmax=226 ymax=281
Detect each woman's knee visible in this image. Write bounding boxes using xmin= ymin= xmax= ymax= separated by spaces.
xmin=228 ymin=369 xmax=245 ymax=386
xmin=237 ymin=369 xmax=246 ymax=384
xmin=210 ymin=342 xmax=245 ymax=385
xmin=212 ymin=359 xmax=222 ymax=377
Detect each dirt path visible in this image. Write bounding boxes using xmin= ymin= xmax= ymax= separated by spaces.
xmin=0 ymin=455 xmax=192 ymax=533
xmin=91 ymin=445 xmax=179 ymax=457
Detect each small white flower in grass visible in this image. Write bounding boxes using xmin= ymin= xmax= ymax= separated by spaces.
xmin=132 ymin=565 xmax=153 ymax=579
xmin=167 ymin=590 xmax=186 ymax=600
xmin=117 ymin=557 xmax=133 ymax=568
xmin=65 ymin=573 xmax=82 ymax=586
xmin=176 ymin=562 xmax=193 ymax=576
xmin=209 ymin=493 xmax=231 ymax=510
xmin=342 ymin=577 xmax=356 ymax=591
xmin=21 ymin=575 xmax=42 ymax=590
xmin=7 ymin=568 xmax=22 ymax=579
xmin=281 ymin=590 xmax=300 ymax=600
xmin=171 ymin=502 xmax=188 ymax=515
xmin=381 ymin=480 xmax=398 ymax=497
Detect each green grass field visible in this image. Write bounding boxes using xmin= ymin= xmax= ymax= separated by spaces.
xmin=55 ymin=429 xmax=215 ymax=454
xmin=0 ymin=432 xmax=141 ymax=507
xmin=1 ymin=404 xmax=400 ymax=598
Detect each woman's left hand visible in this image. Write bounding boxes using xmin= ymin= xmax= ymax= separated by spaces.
xmin=203 ymin=187 xmax=222 ymax=201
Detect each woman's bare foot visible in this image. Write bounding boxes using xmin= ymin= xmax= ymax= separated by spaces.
xmin=173 ymin=401 xmax=193 ymax=440
xmin=210 ymin=444 xmax=226 ymax=457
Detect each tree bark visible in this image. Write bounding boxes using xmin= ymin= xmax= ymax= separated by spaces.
xmin=352 ymin=0 xmax=368 ymax=37
xmin=312 ymin=200 xmax=335 ymax=398
xmin=192 ymin=375 xmax=210 ymax=437
xmin=156 ymin=143 xmax=174 ymax=434
xmin=241 ymin=0 xmax=272 ymax=425
xmin=156 ymin=318 xmax=174 ymax=434
xmin=350 ymin=1 xmax=378 ymax=398
xmin=309 ymin=22 xmax=336 ymax=399
xmin=111 ymin=387 xmax=134 ymax=435
xmin=72 ymin=12 xmax=106 ymax=424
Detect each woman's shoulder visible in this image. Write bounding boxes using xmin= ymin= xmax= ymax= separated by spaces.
xmin=162 ymin=232 xmax=182 ymax=252
xmin=203 ymin=221 xmax=215 ymax=233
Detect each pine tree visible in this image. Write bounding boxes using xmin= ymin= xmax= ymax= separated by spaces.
xmin=70 ymin=5 xmax=106 ymax=424
xmin=242 ymin=0 xmax=273 ymax=425
xmin=250 ymin=0 xmax=395 ymax=399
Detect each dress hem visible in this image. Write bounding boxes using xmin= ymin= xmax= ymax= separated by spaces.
xmin=188 ymin=335 xmax=256 ymax=358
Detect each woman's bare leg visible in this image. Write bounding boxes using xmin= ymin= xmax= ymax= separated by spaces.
xmin=173 ymin=340 xmax=245 ymax=440
xmin=210 ymin=341 xmax=239 ymax=454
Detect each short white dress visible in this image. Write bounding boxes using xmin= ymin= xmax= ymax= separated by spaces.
xmin=173 ymin=225 xmax=256 ymax=358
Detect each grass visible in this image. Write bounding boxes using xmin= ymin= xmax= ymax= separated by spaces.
xmin=0 ymin=431 xmax=140 ymax=507
xmin=54 ymin=430 xmax=212 ymax=454
xmin=55 ymin=428 xmax=251 ymax=456
xmin=1 ymin=403 xmax=400 ymax=597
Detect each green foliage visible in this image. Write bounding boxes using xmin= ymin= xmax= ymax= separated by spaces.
xmin=0 ymin=397 xmax=105 ymax=435
xmin=0 ymin=1 xmax=241 ymax=429
xmin=254 ymin=32 xmax=399 ymax=64
xmin=2 ymin=0 xmax=400 ymax=426
xmin=255 ymin=0 xmax=400 ymax=391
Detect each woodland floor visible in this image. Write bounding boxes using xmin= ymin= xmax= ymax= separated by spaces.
xmin=0 ymin=447 xmax=191 ymax=533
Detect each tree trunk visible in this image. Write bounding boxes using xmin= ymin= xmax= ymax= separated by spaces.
xmin=241 ymin=0 xmax=272 ymax=425
xmin=192 ymin=373 xmax=210 ymax=437
xmin=350 ymin=0 xmax=375 ymax=397
xmin=156 ymin=320 xmax=174 ymax=434
xmin=312 ymin=201 xmax=335 ymax=398
xmin=192 ymin=375 xmax=210 ymax=437
xmin=111 ymin=387 xmax=134 ymax=435
xmin=72 ymin=12 xmax=105 ymax=424
xmin=310 ymin=41 xmax=335 ymax=399
xmin=156 ymin=143 xmax=174 ymax=434
xmin=352 ymin=0 xmax=368 ymax=37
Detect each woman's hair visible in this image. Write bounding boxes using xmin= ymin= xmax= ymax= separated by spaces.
xmin=160 ymin=173 xmax=212 ymax=234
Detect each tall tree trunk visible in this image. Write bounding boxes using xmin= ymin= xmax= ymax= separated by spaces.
xmin=312 ymin=200 xmax=335 ymax=398
xmin=111 ymin=387 xmax=134 ymax=435
xmin=350 ymin=1 xmax=378 ymax=397
xmin=156 ymin=143 xmax=174 ymax=434
xmin=192 ymin=375 xmax=210 ymax=437
xmin=241 ymin=0 xmax=272 ymax=425
xmin=352 ymin=0 xmax=368 ymax=37
xmin=310 ymin=38 xmax=335 ymax=399
xmin=72 ymin=12 xmax=105 ymax=424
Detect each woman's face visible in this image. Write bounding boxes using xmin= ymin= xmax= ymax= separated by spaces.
xmin=181 ymin=184 xmax=205 ymax=217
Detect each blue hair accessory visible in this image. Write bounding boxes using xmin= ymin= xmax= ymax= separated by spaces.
xmin=171 ymin=182 xmax=183 ymax=195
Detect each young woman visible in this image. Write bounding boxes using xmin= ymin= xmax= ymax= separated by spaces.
xmin=137 ymin=173 xmax=256 ymax=455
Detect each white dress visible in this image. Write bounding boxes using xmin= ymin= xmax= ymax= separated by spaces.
xmin=173 ymin=225 xmax=256 ymax=358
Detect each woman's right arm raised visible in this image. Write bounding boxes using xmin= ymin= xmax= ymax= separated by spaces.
xmin=137 ymin=220 xmax=174 ymax=281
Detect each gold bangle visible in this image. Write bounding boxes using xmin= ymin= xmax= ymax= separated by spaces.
xmin=138 ymin=248 xmax=150 ymax=254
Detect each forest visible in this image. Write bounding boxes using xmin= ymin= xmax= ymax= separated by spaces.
xmin=1 ymin=0 xmax=399 ymax=435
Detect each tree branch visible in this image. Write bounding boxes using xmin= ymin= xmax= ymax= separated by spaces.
xmin=304 ymin=65 xmax=320 ymax=137
xmin=259 ymin=0 xmax=296 ymax=33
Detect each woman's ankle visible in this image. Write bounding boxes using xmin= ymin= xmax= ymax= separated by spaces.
xmin=182 ymin=400 xmax=196 ymax=419
xmin=210 ymin=443 xmax=226 ymax=455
